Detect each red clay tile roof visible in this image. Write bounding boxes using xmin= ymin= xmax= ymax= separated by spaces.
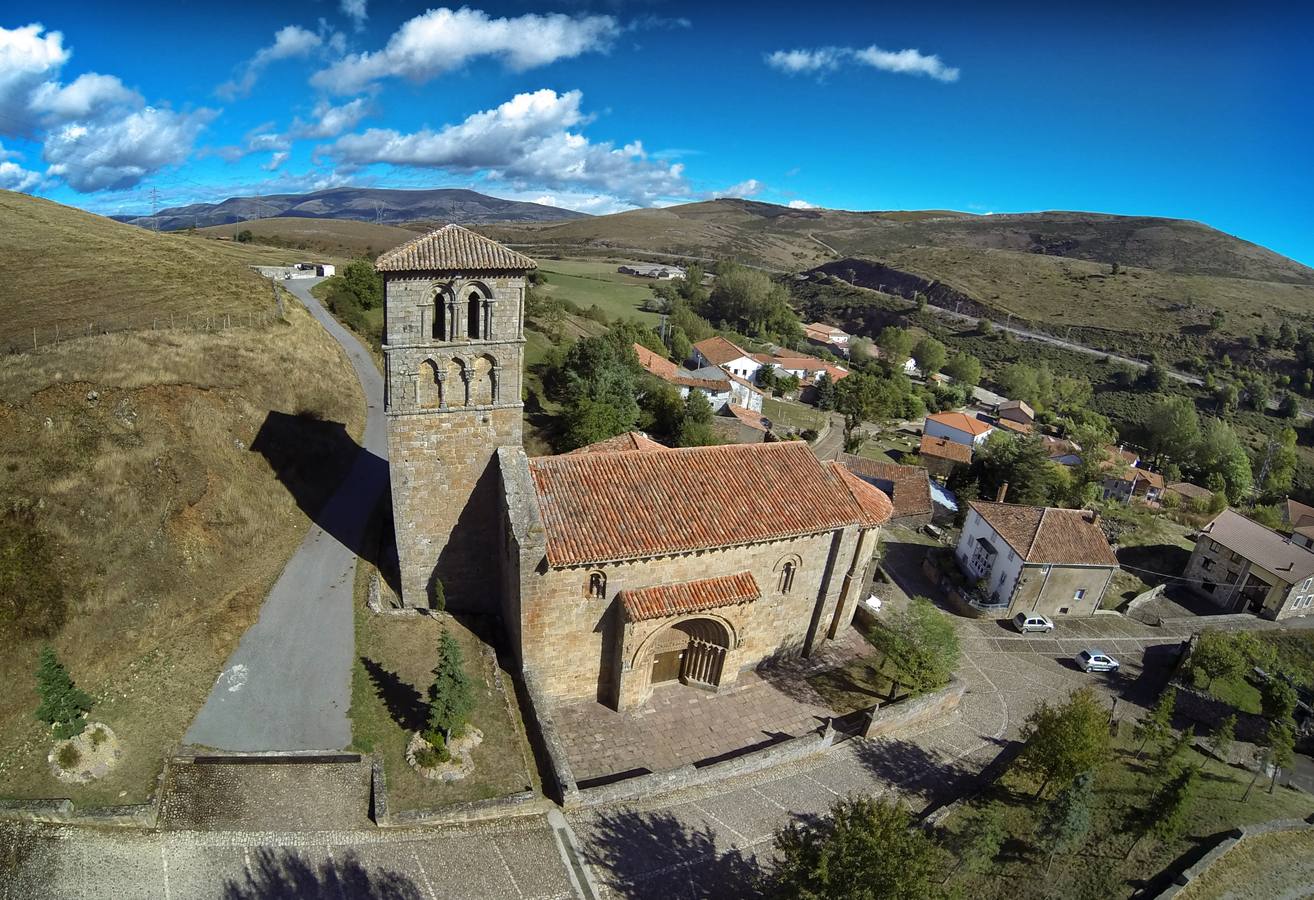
xmin=926 ymin=411 xmax=993 ymax=437
xmin=1166 ymin=481 xmax=1212 ymax=501
xmin=723 ymin=404 xmax=769 ymax=431
xmin=693 ymin=336 xmax=753 ymax=366
xmin=840 ymin=454 xmax=933 ymax=519
xmin=621 ymin=572 xmax=760 ymax=622
xmin=997 ymin=419 xmax=1033 ymax=435
xmin=968 ymin=500 xmax=1117 ymax=567
xmin=634 ymin=343 xmax=726 ymax=392
xmin=919 ymin=434 xmax=972 ymax=464
xmin=828 ymin=463 xmax=896 ymax=527
xmin=1287 ymin=498 xmax=1314 ymax=528
xmin=998 ymin=399 xmax=1035 ymax=420
xmin=529 ymin=441 xmax=889 ymax=566
xmin=565 ymin=432 xmax=669 ymax=455
xmin=374 ymin=224 xmax=536 ymax=272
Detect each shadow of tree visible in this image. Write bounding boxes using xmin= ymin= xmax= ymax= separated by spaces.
xmin=579 ymin=808 xmax=762 ymax=898
xmin=849 ymin=737 xmax=978 ymax=802
xmin=222 ymin=847 xmax=422 ymax=899
xmin=360 ymin=656 xmax=427 ymax=733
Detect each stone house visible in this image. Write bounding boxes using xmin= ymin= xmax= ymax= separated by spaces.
xmin=919 ymin=434 xmax=972 ymax=480
xmin=954 ymin=501 xmax=1118 ymax=617
xmin=924 ymin=411 xmax=994 ymax=447
xmin=840 ymin=454 xmax=933 ymax=527
xmin=379 ymin=227 xmax=896 ymax=711
xmin=996 ymin=399 xmax=1035 ymax=428
xmin=1183 ymin=509 xmax=1314 ymax=619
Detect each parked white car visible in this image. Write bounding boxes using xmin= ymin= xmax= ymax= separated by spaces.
xmin=1012 ymin=613 xmax=1055 ymax=634
xmin=1077 ymin=649 xmax=1120 ymax=673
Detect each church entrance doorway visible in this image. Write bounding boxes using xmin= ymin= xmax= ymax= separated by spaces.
xmin=647 ymin=618 xmax=731 ymax=689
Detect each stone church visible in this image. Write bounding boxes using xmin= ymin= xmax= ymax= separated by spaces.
xmin=377 ymin=226 xmax=892 ymax=710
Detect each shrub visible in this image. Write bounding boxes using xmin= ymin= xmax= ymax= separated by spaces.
xmin=34 ymin=647 xmax=92 ymax=740
xmin=415 ymin=733 xmax=450 ymax=767
xmin=56 ymin=743 xmax=80 ymax=770
xmin=89 ymin=726 xmax=107 ymax=749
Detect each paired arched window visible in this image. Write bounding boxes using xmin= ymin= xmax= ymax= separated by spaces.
xmin=780 ymin=562 xmax=797 ymax=593
xmin=467 ymin=291 xmax=482 ymax=339
xmin=587 ymin=571 xmax=607 ymax=599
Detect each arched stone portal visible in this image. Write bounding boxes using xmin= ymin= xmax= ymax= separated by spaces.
xmin=641 ymin=617 xmax=732 ymax=698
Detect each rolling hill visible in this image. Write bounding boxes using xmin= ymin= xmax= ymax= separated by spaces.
xmin=198 ymin=217 xmax=422 ymax=260
xmin=116 ymin=186 xmax=589 ymax=232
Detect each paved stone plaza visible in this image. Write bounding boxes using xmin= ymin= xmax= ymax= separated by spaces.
xmin=551 ymin=628 xmax=873 ymax=785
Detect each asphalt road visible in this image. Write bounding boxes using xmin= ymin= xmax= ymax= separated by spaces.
xmin=184 ymin=277 xmax=388 ymax=752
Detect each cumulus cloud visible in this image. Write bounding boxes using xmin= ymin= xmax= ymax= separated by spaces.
xmin=262 ymin=151 xmax=289 ymax=172
xmin=43 ymin=106 xmax=215 ymax=192
xmin=312 ymin=7 xmax=619 ymax=94
xmin=766 ymin=43 xmax=959 ymax=82
xmin=218 ymin=25 xmax=322 ymax=100
xmin=290 ymin=98 xmax=370 ymax=139
xmin=0 ymin=141 xmax=40 ymax=190
xmin=341 ymin=0 xmax=368 ymax=31
xmin=327 ymin=88 xmax=686 ymax=205
xmin=0 ymin=23 xmax=70 ymax=134
xmin=787 ymin=199 xmax=816 ymax=209
xmin=29 ymin=72 xmax=141 ymax=121
xmin=712 ymin=178 xmax=763 ymax=199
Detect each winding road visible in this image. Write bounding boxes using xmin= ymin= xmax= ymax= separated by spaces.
xmin=184 ymin=277 xmax=389 ymax=752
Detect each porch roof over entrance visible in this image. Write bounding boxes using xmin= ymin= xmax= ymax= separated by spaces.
xmin=621 ymin=572 xmax=760 ymax=622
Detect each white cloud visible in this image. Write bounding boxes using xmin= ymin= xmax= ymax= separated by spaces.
xmin=30 ymin=72 xmax=141 ymax=121
xmin=712 ymin=178 xmax=763 ymax=199
xmin=765 ymin=48 xmax=844 ymax=74
xmin=766 ymin=43 xmax=960 ymax=82
xmin=853 ymin=45 xmax=959 ymax=82
xmin=312 ymin=7 xmax=619 ymax=94
xmin=290 ymin=98 xmax=370 ymax=139
xmin=218 ymin=25 xmax=322 ymax=100
xmin=327 ymin=88 xmax=686 ymax=205
xmin=262 ymin=151 xmax=289 ymax=172
xmin=43 ymin=106 xmax=215 ymax=192
xmin=787 ymin=199 xmax=816 ymax=209
xmin=0 ymin=141 xmax=39 ymax=190
xmin=340 ymin=0 xmax=368 ymax=31
xmin=0 ymin=23 xmax=70 ymax=134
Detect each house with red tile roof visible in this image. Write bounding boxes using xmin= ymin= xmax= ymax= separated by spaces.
xmin=691 ymin=336 xmax=762 ymax=380
xmin=499 ymin=440 xmax=893 ymax=709
xmin=840 ymin=454 xmax=934 ymax=526
xmin=924 ymin=411 xmax=994 ymax=447
xmin=919 ymin=434 xmax=972 ymax=480
xmin=1098 ymin=446 xmax=1165 ymax=506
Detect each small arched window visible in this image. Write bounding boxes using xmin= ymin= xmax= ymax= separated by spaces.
xmin=467 ymin=292 xmax=482 ymax=339
xmin=780 ymin=562 xmax=797 ymax=594
xmin=587 ymin=571 xmax=606 ymax=599
xmin=433 ymin=294 xmax=446 ymax=340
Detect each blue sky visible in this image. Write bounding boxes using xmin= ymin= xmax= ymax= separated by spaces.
xmin=2 ymin=1 xmax=1311 ymax=265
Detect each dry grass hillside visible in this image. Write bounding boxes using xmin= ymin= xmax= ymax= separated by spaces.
xmin=0 ymin=197 xmax=364 ymax=804
xmin=198 ymin=217 xmax=420 ymax=260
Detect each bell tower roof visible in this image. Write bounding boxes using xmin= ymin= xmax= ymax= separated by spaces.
xmin=374 ymin=223 xmax=537 ymax=274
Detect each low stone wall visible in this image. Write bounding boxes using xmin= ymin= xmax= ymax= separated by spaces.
xmin=568 ymin=722 xmax=837 ymax=809
xmin=519 ymin=670 xmax=581 ymax=807
xmin=865 ymin=678 xmax=966 ymax=739
xmin=0 ymin=755 xmax=171 ymax=828
xmin=1153 ymin=816 xmax=1314 ymax=899
xmin=1127 ymin=584 xmax=1166 ymax=624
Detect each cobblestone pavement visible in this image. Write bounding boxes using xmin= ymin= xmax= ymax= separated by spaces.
xmin=551 ymin=630 xmax=872 ymax=785
xmin=185 ymin=278 xmax=388 ymax=752
xmin=157 ymin=762 xmax=374 ymax=832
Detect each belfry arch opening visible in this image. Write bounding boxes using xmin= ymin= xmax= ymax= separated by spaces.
xmin=467 ymin=291 xmax=482 ymax=339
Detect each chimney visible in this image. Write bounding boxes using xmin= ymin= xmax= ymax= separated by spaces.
xmin=996 ymin=482 xmax=1009 ymax=503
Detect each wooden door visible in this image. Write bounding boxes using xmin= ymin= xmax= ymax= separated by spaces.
xmin=651 ymin=648 xmax=685 ymax=684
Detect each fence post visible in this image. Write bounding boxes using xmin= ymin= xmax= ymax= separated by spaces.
xmin=32 ymin=327 xmax=37 ymax=352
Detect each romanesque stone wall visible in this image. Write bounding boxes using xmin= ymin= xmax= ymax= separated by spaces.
xmin=518 ymin=525 xmax=868 ymax=707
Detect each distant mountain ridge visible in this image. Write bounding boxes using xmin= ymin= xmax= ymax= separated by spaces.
xmin=114 ymin=187 xmax=590 ymax=232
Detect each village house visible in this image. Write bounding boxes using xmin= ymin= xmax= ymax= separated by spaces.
xmin=1043 ymin=435 xmax=1083 ymax=467
xmin=633 ymin=343 xmax=763 ymax=412
xmin=716 ymin=403 xmax=771 ymax=442
xmin=1164 ymin=481 xmax=1213 ymax=509
xmin=924 ymin=411 xmax=994 ymax=447
xmin=618 ymin=263 xmax=685 ymax=279
xmin=1182 ymin=509 xmax=1314 ymax=619
xmin=955 ymin=500 xmax=1118 ymax=617
xmin=755 ymin=351 xmax=848 ymax=385
xmin=996 ymin=399 xmax=1035 ymax=428
xmin=378 ymin=226 xmax=896 ymax=714
xmin=691 ymin=336 xmax=762 ymax=381
xmin=840 ymin=454 xmax=933 ymax=527
xmin=803 ymin=322 xmax=850 ymax=354
xmin=1285 ymin=498 xmax=1314 ymax=529
xmin=1099 ymin=446 xmax=1165 ymax=506
xmin=919 ymin=434 xmax=972 ymax=480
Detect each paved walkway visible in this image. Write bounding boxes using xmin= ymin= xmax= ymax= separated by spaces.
xmin=185 ymin=278 xmax=388 ymax=752
xmin=552 ymin=630 xmax=872 ymax=785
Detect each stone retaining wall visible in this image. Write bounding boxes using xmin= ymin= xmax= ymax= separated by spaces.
xmin=0 ymin=756 xmax=171 ymax=828
xmin=519 ymin=670 xmax=581 ymax=807
xmin=865 ymin=678 xmax=966 ymax=739
xmin=1153 ymin=816 xmax=1314 ymax=898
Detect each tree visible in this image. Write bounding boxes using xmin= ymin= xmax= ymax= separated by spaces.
xmin=703 ymin=263 xmax=801 ymax=342
xmin=553 ymin=335 xmax=643 ymax=450
xmin=1158 ymin=725 xmax=1196 ymax=771
xmin=969 ymin=432 xmax=1067 ymax=508
xmin=1265 ymin=718 xmax=1296 ymax=794
xmin=1259 ymin=677 xmax=1298 ymax=723
xmin=1214 ymin=382 xmax=1240 ymax=416
xmin=1134 ymin=686 xmax=1177 ymax=759
xmin=235 ymin=228 xmax=254 ymax=243
xmin=1194 ymin=417 xmax=1252 ymax=503
xmin=877 ymin=327 xmax=914 ymax=369
xmin=944 ymin=806 xmax=1005 ymax=884
xmin=767 ymin=796 xmax=948 ymax=900
xmin=1190 ymin=630 xmax=1244 ymax=690
xmin=978 ymin=318 xmax=994 ymax=335
xmin=1208 ymin=309 xmax=1225 ymax=331
xmin=676 ymin=391 xmax=718 ymax=447
xmin=942 ymin=353 xmax=982 ymax=388
xmin=1036 ymin=771 xmax=1094 ymax=873
xmin=1207 ymin=714 xmax=1236 ymax=762
xmin=1140 ymin=359 xmax=1170 ymax=391
xmin=666 ymin=325 xmax=693 ymax=365
xmin=1278 ymin=392 xmax=1301 ymax=419
xmin=813 ymin=372 xmax=837 ymax=411
xmin=1018 ymin=687 xmax=1111 ymax=797
xmin=1263 ymin=428 xmax=1299 ymax=497
xmin=1143 ymin=396 xmax=1200 ymax=465
xmin=1140 ymin=765 xmax=1199 ymax=853
xmin=426 ymin=628 xmax=474 ymax=746
xmin=341 ymin=259 xmax=384 ymax=310
xmin=34 ymin=647 xmax=92 ymax=740
xmin=866 ymin=597 xmax=959 ymax=697
xmin=912 ymin=336 xmax=947 ymax=376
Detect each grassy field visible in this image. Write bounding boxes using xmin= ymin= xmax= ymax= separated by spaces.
xmin=198 ymin=217 xmax=419 ymax=260
xmin=536 ymin=258 xmax=663 ymax=325
xmin=940 ymin=729 xmax=1314 ymax=899
xmin=762 ymin=396 xmax=827 ymax=432
xmin=1177 ymin=827 xmax=1314 ymax=899
xmin=0 ymin=192 xmax=332 ymax=351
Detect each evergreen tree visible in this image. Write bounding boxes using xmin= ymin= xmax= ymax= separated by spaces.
xmin=1135 ymin=686 xmax=1176 ymax=759
xmin=425 ymin=629 xmax=474 ymax=745
xmin=1036 ymin=771 xmax=1094 ymax=873
xmin=1158 ymin=725 xmax=1196 ymax=771
xmin=1207 ymin=714 xmax=1236 ymax=762
xmin=1265 ymin=718 xmax=1296 ymax=795
xmin=1146 ymin=765 xmax=1199 ymax=847
xmin=34 ymin=646 xmax=91 ymax=740
xmin=813 ymin=372 xmax=836 ymax=411
xmin=944 ymin=805 xmax=1005 ymax=885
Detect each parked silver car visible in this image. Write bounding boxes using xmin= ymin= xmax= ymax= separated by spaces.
xmin=1012 ymin=612 xmax=1055 ymax=634
xmin=1077 ymin=649 xmax=1120 ymax=672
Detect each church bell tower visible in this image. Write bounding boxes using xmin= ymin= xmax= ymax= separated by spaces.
xmin=375 ymin=225 xmax=535 ymax=609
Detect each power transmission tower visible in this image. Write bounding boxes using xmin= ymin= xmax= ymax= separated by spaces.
xmin=149 ymin=187 xmax=161 ymax=231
